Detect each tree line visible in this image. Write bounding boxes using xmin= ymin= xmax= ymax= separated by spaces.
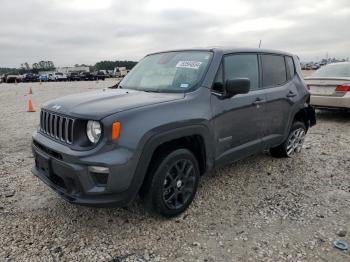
xmin=0 ymin=60 xmax=138 ymax=75
xmin=94 ymin=60 xmax=138 ymax=71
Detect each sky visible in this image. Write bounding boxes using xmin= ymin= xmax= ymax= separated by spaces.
xmin=0 ymin=0 xmax=349 ymax=67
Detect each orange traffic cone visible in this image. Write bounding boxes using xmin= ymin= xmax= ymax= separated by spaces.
xmin=27 ymin=99 xmax=36 ymax=112
xmin=29 ymin=87 xmax=33 ymax=94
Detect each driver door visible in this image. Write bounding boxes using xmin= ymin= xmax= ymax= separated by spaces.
xmin=211 ymin=53 xmax=265 ymax=165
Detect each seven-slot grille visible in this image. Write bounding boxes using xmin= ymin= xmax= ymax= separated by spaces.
xmin=40 ymin=110 xmax=75 ymax=144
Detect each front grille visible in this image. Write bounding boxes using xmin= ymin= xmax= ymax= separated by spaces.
xmin=40 ymin=110 xmax=75 ymax=144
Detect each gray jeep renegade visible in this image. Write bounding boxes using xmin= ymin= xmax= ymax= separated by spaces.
xmin=32 ymin=48 xmax=316 ymax=217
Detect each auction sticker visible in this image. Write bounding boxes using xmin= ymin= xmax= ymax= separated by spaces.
xmin=180 ymin=83 xmax=189 ymax=88
xmin=176 ymin=61 xmax=202 ymax=69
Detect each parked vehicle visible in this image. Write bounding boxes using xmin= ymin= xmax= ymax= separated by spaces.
xmin=31 ymin=48 xmax=316 ymax=217
xmin=303 ymin=63 xmax=317 ymax=70
xmin=97 ymin=70 xmax=111 ymax=78
xmin=305 ymin=62 xmax=350 ymax=110
xmin=22 ymin=73 xmax=39 ymax=82
xmin=94 ymin=71 xmax=106 ymax=80
xmin=67 ymin=72 xmax=81 ymax=81
xmin=38 ymin=74 xmax=49 ymax=82
xmin=312 ymin=63 xmax=320 ymax=70
xmin=114 ymin=67 xmax=128 ymax=78
xmin=80 ymin=72 xmax=96 ymax=81
xmin=51 ymin=72 xmax=67 ymax=81
xmin=4 ymin=74 xmax=21 ymax=83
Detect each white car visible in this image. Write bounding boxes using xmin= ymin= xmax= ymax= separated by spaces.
xmin=305 ymin=62 xmax=350 ymax=110
xmin=50 ymin=72 xmax=67 ymax=81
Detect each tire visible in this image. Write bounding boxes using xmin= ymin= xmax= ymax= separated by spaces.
xmin=141 ymin=148 xmax=200 ymax=217
xmin=270 ymin=121 xmax=306 ymax=158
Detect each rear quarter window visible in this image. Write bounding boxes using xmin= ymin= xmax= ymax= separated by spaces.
xmin=262 ymin=54 xmax=287 ymax=87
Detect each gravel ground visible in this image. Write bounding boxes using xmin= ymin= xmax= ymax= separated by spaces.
xmin=0 ymin=79 xmax=349 ymax=262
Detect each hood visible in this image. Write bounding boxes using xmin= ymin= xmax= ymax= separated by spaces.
xmin=42 ymin=88 xmax=185 ymax=119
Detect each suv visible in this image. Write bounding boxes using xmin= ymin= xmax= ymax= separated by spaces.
xmin=31 ymin=48 xmax=316 ymax=217
xmin=67 ymin=72 xmax=81 ymax=81
xmin=93 ymin=71 xmax=106 ymax=81
xmin=79 ymin=72 xmax=96 ymax=81
xmin=22 ymin=73 xmax=39 ymax=82
xmin=4 ymin=74 xmax=21 ymax=83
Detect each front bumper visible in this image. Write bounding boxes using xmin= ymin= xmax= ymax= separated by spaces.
xmin=31 ymin=132 xmax=139 ymax=207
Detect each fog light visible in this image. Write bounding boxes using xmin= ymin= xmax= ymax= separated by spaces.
xmin=88 ymin=166 xmax=109 ymax=174
xmin=89 ymin=166 xmax=109 ymax=186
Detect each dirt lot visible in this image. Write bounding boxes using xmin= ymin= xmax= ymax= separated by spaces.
xmin=0 ymin=79 xmax=349 ymax=262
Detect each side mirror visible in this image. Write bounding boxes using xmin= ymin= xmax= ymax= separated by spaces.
xmin=224 ymin=78 xmax=250 ymax=98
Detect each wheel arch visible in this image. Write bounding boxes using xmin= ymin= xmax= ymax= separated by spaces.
xmin=292 ymin=104 xmax=316 ymax=132
xmin=134 ymin=125 xmax=214 ymax=196
xmin=293 ymin=108 xmax=309 ymax=129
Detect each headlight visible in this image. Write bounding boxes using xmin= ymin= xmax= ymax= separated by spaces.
xmin=87 ymin=120 xmax=101 ymax=144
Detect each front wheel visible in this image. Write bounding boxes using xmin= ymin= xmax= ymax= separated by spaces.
xmin=270 ymin=121 xmax=306 ymax=158
xmin=141 ymin=148 xmax=200 ymax=217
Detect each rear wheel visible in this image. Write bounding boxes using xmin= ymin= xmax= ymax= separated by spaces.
xmin=270 ymin=121 xmax=306 ymax=158
xmin=141 ymin=148 xmax=200 ymax=217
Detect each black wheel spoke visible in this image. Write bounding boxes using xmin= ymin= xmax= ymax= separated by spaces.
xmin=184 ymin=165 xmax=193 ymax=179
xmin=164 ymin=191 xmax=176 ymax=202
xmin=165 ymin=172 xmax=175 ymax=183
xmin=164 ymin=183 xmax=172 ymax=192
xmin=174 ymin=162 xmax=181 ymax=173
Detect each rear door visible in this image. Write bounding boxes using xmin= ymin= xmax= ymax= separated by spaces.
xmin=260 ymin=54 xmax=297 ymax=148
xmin=211 ymin=53 xmax=266 ymax=164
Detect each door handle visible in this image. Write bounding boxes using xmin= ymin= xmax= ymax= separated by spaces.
xmin=252 ymin=97 xmax=266 ymax=105
xmin=286 ymin=91 xmax=297 ymax=98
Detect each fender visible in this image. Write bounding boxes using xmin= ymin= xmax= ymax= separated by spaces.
xmin=128 ymin=124 xmax=215 ymax=198
xmin=287 ymin=102 xmax=316 ymax=135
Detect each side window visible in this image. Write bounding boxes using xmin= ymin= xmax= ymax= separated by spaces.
xmin=285 ymin=56 xmax=295 ymax=80
xmin=261 ymin=54 xmax=287 ymax=87
xmin=224 ymin=54 xmax=259 ymax=91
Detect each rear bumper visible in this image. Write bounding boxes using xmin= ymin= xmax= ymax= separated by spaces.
xmin=31 ymin=132 xmax=140 ymax=207
xmin=311 ymin=94 xmax=350 ymax=109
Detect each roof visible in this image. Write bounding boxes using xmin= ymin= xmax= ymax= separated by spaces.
xmin=148 ymin=47 xmax=294 ymax=57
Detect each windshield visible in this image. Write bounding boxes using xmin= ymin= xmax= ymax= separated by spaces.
xmin=312 ymin=63 xmax=350 ymax=77
xmin=119 ymin=51 xmax=213 ymax=92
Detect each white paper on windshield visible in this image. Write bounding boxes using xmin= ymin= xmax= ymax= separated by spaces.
xmin=176 ymin=61 xmax=202 ymax=69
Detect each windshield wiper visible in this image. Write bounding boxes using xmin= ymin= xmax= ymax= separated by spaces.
xmin=142 ymin=89 xmax=161 ymax=93
xmin=108 ymin=82 xmax=123 ymax=89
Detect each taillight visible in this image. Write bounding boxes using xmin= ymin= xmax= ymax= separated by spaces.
xmin=335 ymin=84 xmax=350 ymax=92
